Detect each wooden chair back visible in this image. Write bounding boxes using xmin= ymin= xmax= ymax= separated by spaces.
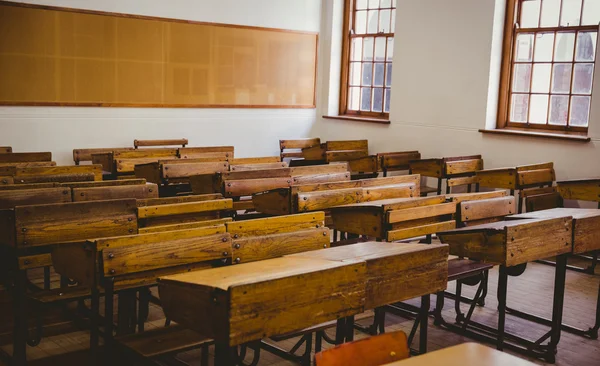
xmin=135 ymin=161 xmax=230 ymax=184
xmin=521 ymin=187 xmax=563 ymax=212
xmin=73 ymin=147 xmax=133 ymax=165
xmin=134 ymin=139 xmax=188 ymax=148
xmin=230 ymin=162 xmax=288 ymax=171
xmin=72 ymin=183 xmax=159 ymax=202
xmin=0 ymin=161 xmax=57 ymax=169
xmin=226 ymin=212 xmax=329 ymax=264
xmin=0 ymin=187 xmax=72 ymax=209
xmin=136 ymin=195 xmax=233 ymax=228
xmin=7 ymin=199 xmax=137 ymax=247
xmin=230 ymin=156 xmax=281 ymax=164
xmin=0 ymin=182 xmax=59 ymax=190
xmin=12 ymin=165 xmax=103 ymax=183
xmin=302 ymin=140 xmax=368 ymax=161
xmin=60 ymin=179 xmax=147 ymax=189
xmin=557 ymin=178 xmax=600 ymax=203
xmin=1 ymin=147 xmax=12 ymax=153
xmin=178 ymin=146 xmax=234 ymax=160
xmin=457 ymin=196 xmax=516 ymax=227
xmin=477 ymin=162 xmax=555 ymax=190
xmin=314 ymin=331 xmax=409 ymax=366
xmin=0 ymin=152 xmax=52 ymax=163
xmin=280 ymin=138 xmax=321 ymax=160
xmin=378 ymin=151 xmax=421 ymax=174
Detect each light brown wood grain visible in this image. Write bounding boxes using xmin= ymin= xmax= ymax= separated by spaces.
xmin=0 ymin=182 xmax=57 ymax=190
xmin=230 ymin=156 xmax=281 ymax=164
xmin=447 ymin=190 xmax=507 ymax=204
xmin=290 ymin=163 xmax=350 ymax=176
xmin=226 ymin=211 xmax=325 ymax=237
xmin=0 ymin=152 xmax=52 ymax=163
xmin=103 ymin=233 xmax=231 ymax=276
xmin=0 ymin=187 xmax=71 ymax=209
xmin=297 ymin=187 xmax=363 ymax=212
xmin=517 ymin=168 xmax=555 ymax=187
xmin=91 ymin=152 xmax=115 ymax=173
xmin=232 ymin=228 xmax=330 ymax=264
xmin=363 ymin=184 xmax=416 ymax=202
xmin=387 ymin=220 xmax=456 ymax=241
xmin=137 ymin=194 xmax=223 ymax=207
xmin=1 ymin=146 xmax=12 ymax=153
xmin=476 ymin=168 xmax=517 ymax=189
xmin=230 ymin=162 xmax=288 ymax=171
xmin=72 ymin=184 xmax=158 ymax=202
xmin=18 ymin=253 xmax=52 ymax=270
xmin=60 ymin=179 xmax=147 ymax=189
xmin=252 ymin=188 xmax=292 ymax=215
xmin=409 ymin=159 xmax=443 ymax=178
xmin=378 ymin=151 xmax=421 ymax=171
xmin=347 ymin=155 xmax=379 ymax=172
xmin=158 ymin=257 xmax=366 ymax=346
xmin=224 ymin=177 xmax=291 ymax=197
xmin=447 ymin=176 xmax=479 ymax=187
xmin=15 ymin=199 xmax=138 ymax=247
xmin=115 ymin=149 xmax=179 ymax=159
xmin=15 ymin=165 xmax=103 ymax=181
xmin=73 ymin=147 xmax=133 ymax=164
xmin=137 ymin=199 xmax=233 ymax=219
xmin=0 ymin=176 xmax=14 ymax=185
xmin=15 ymin=172 xmax=97 ymax=184
xmin=163 ymin=161 xmax=229 ymax=179
xmin=325 ymin=150 xmax=369 ymax=162
xmin=291 ymin=172 xmax=351 ymax=185
xmin=387 ymin=202 xmax=456 ymax=223
xmin=0 ymin=161 xmax=56 ymax=168
xmin=444 ymin=159 xmax=483 ymax=176
xmin=139 ymin=219 xmax=230 ymax=234
xmin=280 ymin=138 xmax=321 ymax=150
xmin=459 ymin=196 xmax=515 ymax=224
xmin=326 ymin=140 xmax=368 ymax=151
xmin=301 ymin=144 xmax=326 ymax=160
xmin=516 ymin=162 xmax=553 ymax=171
xmin=134 ymin=139 xmax=188 ymax=148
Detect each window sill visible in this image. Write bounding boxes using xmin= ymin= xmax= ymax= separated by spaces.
xmin=479 ymin=128 xmax=591 ymax=142
xmin=323 ymin=115 xmax=391 ymax=125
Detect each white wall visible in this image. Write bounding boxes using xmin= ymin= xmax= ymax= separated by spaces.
xmin=0 ymin=0 xmax=322 ymax=165
xmin=314 ymin=0 xmax=600 ymax=182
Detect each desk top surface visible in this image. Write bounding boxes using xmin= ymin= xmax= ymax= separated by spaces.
xmin=384 ymin=343 xmax=537 ymax=366
xmin=158 ymin=256 xmax=351 ymax=290
xmin=286 ymin=241 xmax=447 ymax=262
xmin=330 ymin=196 xmax=446 ymax=211
xmin=509 ymin=208 xmax=600 ymax=221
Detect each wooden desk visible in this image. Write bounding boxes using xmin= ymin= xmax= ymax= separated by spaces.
xmin=330 ymin=196 xmax=455 ymax=241
xmin=159 ymin=241 xmax=449 ymax=362
xmin=507 ymin=208 xmax=600 ymax=339
xmin=437 ymin=218 xmax=572 ymax=362
xmin=556 ymin=178 xmax=600 ymax=205
xmin=384 ymin=343 xmax=537 ymax=365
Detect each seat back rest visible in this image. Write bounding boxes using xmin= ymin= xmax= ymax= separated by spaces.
xmin=297 ymin=188 xmax=364 ymax=212
xmin=230 ymin=162 xmax=288 ymax=171
xmin=526 ymin=192 xmax=564 ymax=212
xmin=15 ymin=173 xmax=97 ymax=184
xmin=231 ymin=156 xmax=282 ymax=164
xmin=101 ymin=232 xmax=231 ymax=278
xmin=137 ymin=198 xmax=233 ymax=228
xmin=0 ymin=187 xmax=72 ymax=209
xmin=13 ymin=199 xmax=137 ymax=247
xmin=557 ymin=178 xmax=600 ymax=202
xmin=314 ymin=331 xmax=409 ymax=366
xmin=178 ymin=146 xmax=234 ymax=160
xmin=444 ymin=158 xmax=483 ymax=177
xmin=73 ymin=184 xmax=159 ymax=202
xmin=458 ymin=196 xmax=516 ymax=227
xmin=73 ymin=148 xmax=133 ymax=165
xmin=14 ymin=165 xmax=103 ymax=182
xmin=409 ymin=158 xmax=443 ymax=178
xmin=280 ymin=138 xmax=321 ymax=151
xmin=378 ymin=151 xmax=421 ymax=171
xmin=0 ymin=152 xmax=52 ymax=163
xmin=226 ymin=211 xmax=325 ymax=238
xmin=0 ymin=182 xmax=58 ymax=190
xmin=134 ymin=139 xmax=188 ymax=148
xmin=326 ymin=140 xmax=368 ymax=152
xmin=1 ymin=146 xmax=12 ymax=153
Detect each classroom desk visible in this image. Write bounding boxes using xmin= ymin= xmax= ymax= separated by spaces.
xmin=556 ymin=178 xmax=600 ymax=206
xmin=508 ymin=208 xmax=600 ymax=339
xmin=383 ymin=343 xmax=537 ymax=366
xmin=437 ymin=217 xmax=572 ymax=363
xmin=158 ymin=241 xmax=449 ymax=364
xmin=330 ymin=196 xmax=455 ymax=241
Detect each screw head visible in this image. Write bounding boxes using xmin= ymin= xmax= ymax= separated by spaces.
xmin=128 ymin=228 xmax=134 ymax=233
xmin=235 ymin=258 xmax=241 ymax=263
xmin=108 ymin=253 xmax=114 ymax=259
xmin=323 ymin=231 xmax=327 ymax=236
xmin=149 ymin=189 xmax=153 ymax=192
xmin=80 ymin=192 xmax=85 ymax=196
xmin=222 ymin=251 xmax=228 ymax=256
xmin=24 ymin=260 xmax=30 ymax=265
xmin=128 ymin=217 xmax=133 ymax=221
xmin=222 ymin=237 xmax=228 ymax=242
xmin=109 ymin=269 xmax=116 ymax=274
xmin=234 ymin=243 xmax=240 ymax=249
xmin=323 ymin=244 xmax=327 ymax=248
xmin=303 ymin=197 xmax=307 ymax=200
xmin=233 ymin=234 xmax=239 ymax=239
xmin=21 ymin=228 xmax=27 ymax=232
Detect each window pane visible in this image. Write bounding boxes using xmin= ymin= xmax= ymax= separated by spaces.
xmin=511 ymin=94 xmax=530 ymax=122
xmin=385 ymin=63 xmax=393 ymax=87
xmin=361 ymin=87 xmax=372 ymax=111
xmin=573 ymin=63 xmax=594 ymax=94
xmin=515 ymin=34 xmax=534 ymax=61
xmin=375 ymin=37 xmax=386 ymax=61
xmin=356 ymin=0 xmax=368 ymax=10
xmin=368 ymin=0 xmax=379 ymax=8
xmin=531 ymin=63 xmax=552 ymax=93
xmin=374 ymin=63 xmax=385 ymax=86
xmin=529 ymin=94 xmax=549 ymax=124
xmin=391 ymin=9 xmax=396 ymax=31
xmin=549 ymin=95 xmax=569 ymax=125
xmin=534 ymin=33 xmax=555 ymax=62
xmin=381 ymin=0 xmax=392 ymax=8
xmin=521 ymin=0 xmax=541 ymax=27
xmin=540 ymin=0 xmax=561 ymax=27
xmin=570 ymin=96 xmax=591 ymax=126
xmin=351 ymin=38 xmax=363 ymax=61
xmin=582 ymin=0 xmax=600 ymax=25
xmin=355 ymin=11 xmax=367 ymax=34
xmin=513 ymin=64 xmax=532 ymax=92
xmin=379 ymin=9 xmax=391 ymax=33
xmin=560 ymin=0 xmax=583 ymax=26
xmin=384 ymin=88 xmax=391 ymax=112
xmin=362 ymin=63 xmax=373 ymax=86
xmin=350 ymin=62 xmax=362 ymax=86
xmin=386 ymin=37 xmax=394 ymax=61
xmin=551 ymin=63 xmax=573 ymax=93
xmin=349 ymin=87 xmax=360 ymax=110
xmin=575 ymin=32 xmax=597 ymax=61
xmin=554 ymin=32 xmax=575 ymax=61
xmin=392 ymin=0 xmax=396 ymax=7
xmin=372 ymin=88 xmax=383 ymax=112
xmin=367 ymin=10 xmax=379 ymax=33
xmin=363 ymin=37 xmax=374 ymax=61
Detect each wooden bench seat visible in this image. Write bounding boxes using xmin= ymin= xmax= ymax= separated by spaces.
xmin=29 ymin=286 xmax=97 ymax=304
xmin=447 ymin=258 xmax=494 ymax=282
xmin=134 ymin=139 xmax=188 ymax=148
xmin=116 ymin=325 xmax=211 ymax=359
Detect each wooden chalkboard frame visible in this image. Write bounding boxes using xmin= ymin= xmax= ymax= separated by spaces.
xmin=0 ymin=1 xmax=318 ymax=109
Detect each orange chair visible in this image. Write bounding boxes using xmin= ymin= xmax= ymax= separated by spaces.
xmin=314 ymin=331 xmax=409 ymax=366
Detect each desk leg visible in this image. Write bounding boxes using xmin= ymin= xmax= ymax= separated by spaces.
xmin=346 ymin=315 xmax=355 ymax=342
xmin=497 ymin=265 xmax=508 ymax=351
xmin=591 ymin=281 xmax=600 ymax=340
xmin=89 ymin=287 xmax=100 ymax=359
xmin=214 ymin=343 xmax=234 ymax=366
xmin=12 ymin=269 xmax=27 ymax=366
xmin=548 ymin=254 xmax=567 ymax=361
xmin=419 ymin=294 xmax=430 ymax=354
xmin=104 ymin=278 xmax=115 ymax=365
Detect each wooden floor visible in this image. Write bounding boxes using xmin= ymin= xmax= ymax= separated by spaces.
xmin=1 ymin=257 xmax=599 ymax=366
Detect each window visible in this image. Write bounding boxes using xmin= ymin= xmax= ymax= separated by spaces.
xmin=498 ymin=0 xmax=599 ymax=133
xmin=339 ymin=0 xmax=396 ymax=118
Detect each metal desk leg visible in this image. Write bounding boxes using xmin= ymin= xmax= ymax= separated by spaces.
xmin=419 ymin=294 xmax=430 ymax=354
xmin=12 ymin=270 xmax=27 ymax=366
xmin=497 ymin=265 xmax=508 ymax=351
xmin=548 ymin=254 xmax=568 ymax=362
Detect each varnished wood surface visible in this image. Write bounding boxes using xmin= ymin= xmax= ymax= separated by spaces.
xmin=0 ymin=152 xmax=52 ymax=163
xmin=438 ymin=218 xmax=572 ymax=266
xmin=0 ymin=187 xmax=71 ymax=209
xmin=509 ymin=208 xmax=600 ymax=254
xmin=557 ymin=178 xmax=600 ymax=202
xmin=134 ymin=139 xmax=188 ymax=148
xmin=383 ymin=343 xmax=537 ymax=365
